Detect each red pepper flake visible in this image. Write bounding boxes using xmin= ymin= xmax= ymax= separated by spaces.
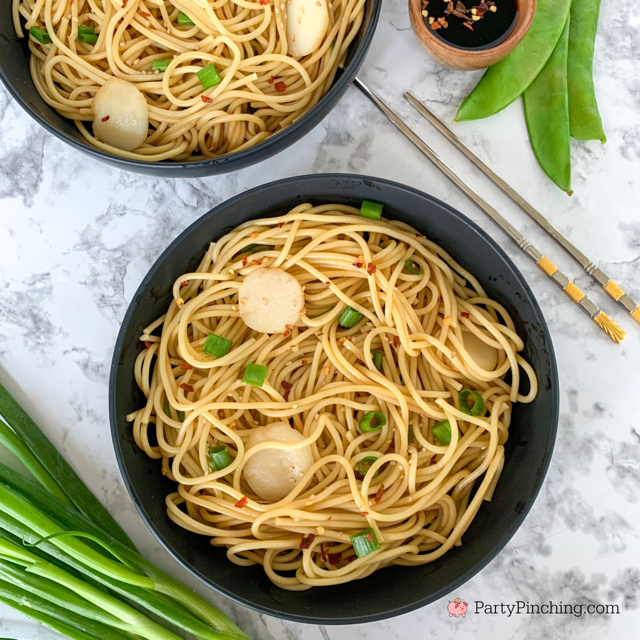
xmin=180 ymin=363 xmax=194 ymax=370
xmin=141 ymin=11 xmax=151 ymax=16
xmin=367 ymin=263 xmax=377 ymax=275
xmin=365 ymin=532 xmax=373 ymax=543
xmin=122 ymin=0 xmax=127 ymax=7
xmin=283 ymin=324 xmax=293 ymax=338
xmin=180 ymin=280 xmax=189 ymax=287
xmin=463 ymin=21 xmax=474 ymax=30
xmin=301 ymin=360 xmax=308 ymax=365
xmin=360 ymin=511 xmax=369 ymax=517
xmin=415 ymin=233 xmax=421 ymax=237
xmin=326 ymin=281 xmax=331 ymax=287
xmin=278 ymin=222 xmax=284 ymax=228
xmin=267 ymin=75 xmax=275 ymax=84
xmin=445 ymin=1 xmax=453 ymax=14
xmin=353 ymin=261 xmax=363 ymax=269
xmin=180 ymin=383 xmax=194 ymax=393
xmin=431 ymin=21 xmax=441 ymax=30
xmin=281 ymin=379 xmax=293 ymax=401
xmin=476 ymin=2 xmax=489 ymax=16
xmin=461 ymin=312 xmax=470 ymax=318
xmin=201 ymin=95 xmax=213 ymax=104
xmin=251 ymin=259 xmax=260 ymax=266
xmin=242 ymin=255 xmax=248 ymax=267
xmin=70 ymin=0 xmax=74 ymax=4
xmin=144 ymin=340 xmax=151 ymax=348
xmin=275 ymin=81 xmax=286 ymax=92
xmin=260 ymin=0 xmax=270 ymax=4
xmin=375 ymin=484 xmax=385 ymax=505
xmin=101 ymin=115 xmax=110 ymax=122
xmin=431 ymin=458 xmax=437 ymax=465
xmin=393 ymin=335 xmax=400 ymax=349
xmin=234 ymin=496 xmax=248 ymax=509
xmin=320 ymin=543 xmax=328 ymax=562
xmin=328 ymin=551 xmax=342 ymax=565
xmin=299 ymin=533 xmax=315 ymax=549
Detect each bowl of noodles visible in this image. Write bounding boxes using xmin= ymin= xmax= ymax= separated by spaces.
xmin=0 ymin=0 xmax=380 ymax=176
xmin=110 ymin=174 xmax=559 ymax=622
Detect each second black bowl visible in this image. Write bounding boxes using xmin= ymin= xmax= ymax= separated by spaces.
xmin=110 ymin=174 xmax=559 ymax=623
xmin=0 ymin=2 xmax=380 ymax=177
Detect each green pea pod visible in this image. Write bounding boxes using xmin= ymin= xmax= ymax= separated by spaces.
xmin=567 ymin=0 xmax=606 ymax=142
xmin=523 ymin=18 xmax=572 ymax=194
xmin=455 ymin=0 xmax=572 ymax=122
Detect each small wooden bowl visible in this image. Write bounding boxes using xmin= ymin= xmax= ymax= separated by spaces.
xmin=409 ymin=0 xmax=536 ymax=71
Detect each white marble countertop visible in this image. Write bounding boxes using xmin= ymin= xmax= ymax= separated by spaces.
xmin=1 ymin=1 xmax=639 ymax=638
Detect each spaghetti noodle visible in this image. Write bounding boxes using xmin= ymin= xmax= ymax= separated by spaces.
xmin=12 ymin=0 xmax=365 ymax=161
xmin=128 ymin=202 xmax=537 ymax=589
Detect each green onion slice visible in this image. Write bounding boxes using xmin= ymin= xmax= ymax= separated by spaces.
xmin=152 ymin=58 xmax=171 ymax=72
xmin=208 ymin=445 xmax=232 ymax=472
xmin=360 ymin=200 xmax=383 ymax=220
xmin=351 ymin=528 xmax=380 ymax=557
xmin=338 ymin=307 xmax=363 ymax=328
xmin=370 ymin=350 xmax=383 ymax=371
xmin=203 ymin=333 xmax=232 ymax=358
xmin=29 ymin=27 xmax=52 ymax=45
xmin=432 ymin=420 xmax=452 ymax=446
xmin=359 ymin=411 xmax=386 ymax=432
xmin=177 ymin=11 xmax=194 ymax=25
xmin=357 ymin=456 xmax=379 ymax=477
xmin=404 ymin=259 xmax=423 ymax=275
xmin=408 ymin=425 xmax=415 ymax=443
xmin=242 ymin=363 xmax=267 ymax=387
xmin=197 ymin=64 xmax=221 ymax=90
xmin=163 ymin=401 xmax=185 ymax=422
xmin=459 ymin=389 xmax=484 ymax=416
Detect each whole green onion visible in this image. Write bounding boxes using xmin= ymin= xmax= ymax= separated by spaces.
xmin=208 ymin=446 xmax=232 ymax=472
xmin=203 ymin=333 xmax=232 ymax=358
xmin=359 ymin=200 xmax=383 ymax=220
xmin=242 ymin=363 xmax=267 ymax=387
xmin=459 ymin=389 xmax=484 ymax=416
xmin=357 ymin=456 xmax=379 ymax=478
xmin=152 ymin=58 xmax=171 ymax=72
xmin=359 ymin=411 xmax=386 ymax=432
xmin=404 ymin=259 xmax=423 ymax=275
xmin=177 ymin=12 xmax=194 ymax=26
xmin=432 ymin=420 xmax=452 ymax=446
xmin=197 ymin=64 xmax=221 ymax=90
xmin=338 ymin=307 xmax=363 ymax=328
xmin=370 ymin=349 xmax=383 ymax=371
xmin=29 ymin=27 xmax=51 ymax=45
xmin=350 ymin=528 xmax=380 ymax=557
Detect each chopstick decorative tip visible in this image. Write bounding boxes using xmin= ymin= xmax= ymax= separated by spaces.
xmin=593 ymin=312 xmax=626 ymax=344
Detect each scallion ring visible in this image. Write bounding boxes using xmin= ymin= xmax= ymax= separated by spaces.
xmin=242 ymin=363 xmax=267 ymax=387
xmin=432 ymin=420 xmax=452 ymax=445
xmin=404 ymin=259 xmax=423 ymax=275
xmin=357 ymin=456 xmax=380 ymax=477
xmin=359 ymin=411 xmax=386 ymax=432
xmin=459 ymin=389 xmax=484 ymax=416
xmin=208 ymin=446 xmax=232 ymax=472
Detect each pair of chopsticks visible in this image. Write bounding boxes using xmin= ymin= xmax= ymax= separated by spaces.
xmin=354 ymin=78 xmax=637 ymax=344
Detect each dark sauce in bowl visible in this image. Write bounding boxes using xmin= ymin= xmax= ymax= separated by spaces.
xmin=421 ymin=0 xmax=518 ymax=50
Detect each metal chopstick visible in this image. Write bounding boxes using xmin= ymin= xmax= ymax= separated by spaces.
xmin=353 ymin=77 xmax=625 ymax=343
xmin=405 ymin=91 xmax=640 ymax=327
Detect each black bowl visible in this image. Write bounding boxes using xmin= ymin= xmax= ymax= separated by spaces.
xmin=110 ymin=174 xmax=559 ymax=624
xmin=0 ymin=2 xmax=380 ymax=177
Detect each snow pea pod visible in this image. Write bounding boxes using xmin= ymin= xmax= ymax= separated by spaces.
xmin=567 ymin=0 xmax=606 ymax=142
xmin=455 ymin=0 xmax=572 ymax=122
xmin=523 ymin=17 xmax=572 ymax=194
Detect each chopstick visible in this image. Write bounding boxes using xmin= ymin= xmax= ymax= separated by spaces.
xmin=353 ymin=78 xmax=625 ymax=344
xmin=405 ymin=91 xmax=640 ymax=328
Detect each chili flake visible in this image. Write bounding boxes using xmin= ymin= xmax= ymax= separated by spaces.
xmin=144 ymin=340 xmax=151 ymax=348
xmin=101 ymin=115 xmax=110 ymax=122
xmin=353 ymin=261 xmax=363 ymax=269
xmin=327 ymin=551 xmax=342 ymax=565
xmin=180 ymin=280 xmax=189 ymax=286
xmin=299 ymin=533 xmax=315 ymax=549
xmin=375 ymin=484 xmax=385 ymax=504
xmin=275 ymin=81 xmax=286 ymax=92
xmin=180 ymin=383 xmax=194 ymax=393
xmin=365 ymin=532 xmax=374 ymax=543
xmin=201 ymin=95 xmax=213 ymax=104
xmin=367 ymin=263 xmax=377 ymax=275
xmin=268 ymin=75 xmax=275 ymax=84
xmin=242 ymin=256 xmax=248 ymax=267
xmin=234 ymin=496 xmax=248 ymax=509
xmin=461 ymin=311 xmax=470 ymax=318
xmin=141 ymin=11 xmax=151 ymax=16
xmin=393 ymin=335 xmax=400 ymax=349
xmin=180 ymin=363 xmax=194 ymax=370
xmin=278 ymin=222 xmax=284 ymax=228
xmin=360 ymin=511 xmax=369 ymax=517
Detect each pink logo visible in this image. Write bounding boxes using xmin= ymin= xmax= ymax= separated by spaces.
xmin=447 ymin=598 xmax=468 ymax=618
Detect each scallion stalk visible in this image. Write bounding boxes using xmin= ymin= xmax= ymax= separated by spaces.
xmin=432 ymin=420 xmax=452 ymax=445
xmin=208 ymin=446 xmax=232 ymax=472
xmin=152 ymin=58 xmax=171 ymax=72
xmin=77 ymin=25 xmax=98 ymax=44
xmin=29 ymin=27 xmax=51 ymax=45
xmin=359 ymin=411 xmax=386 ymax=432
xmin=370 ymin=349 xmax=383 ymax=371
xmin=350 ymin=528 xmax=380 ymax=557
xmin=203 ymin=333 xmax=232 ymax=358
xmin=458 ymin=389 xmax=484 ymax=416
xmin=242 ymin=363 xmax=267 ymax=387
xmin=0 ymin=384 xmax=134 ymax=549
xmin=197 ymin=64 xmax=221 ymax=90
xmin=359 ymin=200 xmax=383 ymax=220
xmin=338 ymin=307 xmax=363 ymax=328
xmin=177 ymin=11 xmax=194 ymax=25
